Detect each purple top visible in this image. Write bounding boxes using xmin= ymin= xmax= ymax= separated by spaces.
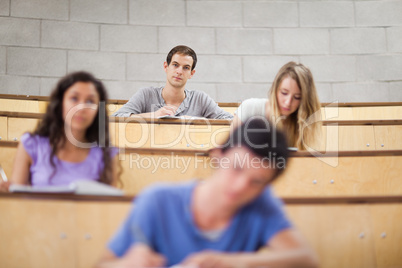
xmin=21 ymin=133 xmax=117 ymax=186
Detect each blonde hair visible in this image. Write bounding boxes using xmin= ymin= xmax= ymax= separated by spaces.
xmin=268 ymin=62 xmax=321 ymax=150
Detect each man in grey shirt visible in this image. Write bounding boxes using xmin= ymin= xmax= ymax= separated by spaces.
xmin=112 ymin=45 xmax=233 ymax=120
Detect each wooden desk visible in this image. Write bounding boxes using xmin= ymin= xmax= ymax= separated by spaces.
xmin=0 ymin=193 xmax=401 ymax=268
xmin=1 ymin=111 xmax=401 ymax=150
xmin=1 ymin=94 xmax=401 ymax=119
xmin=1 ymin=141 xmax=401 ymax=196
xmin=0 ymin=94 xmax=240 ymax=115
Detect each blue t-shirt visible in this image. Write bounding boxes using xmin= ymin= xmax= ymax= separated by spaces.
xmin=108 ymin=180 xmax=291 ymax=266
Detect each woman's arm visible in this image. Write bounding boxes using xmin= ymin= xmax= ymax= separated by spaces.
xmin=230 ymin=99 xmax=270 ymax=132
xmin=10 ymin=141 xmax=32 ymax=185
xmin=230 ymin=114 xmax=243 ymax=132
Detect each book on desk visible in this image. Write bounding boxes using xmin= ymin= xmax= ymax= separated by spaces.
xmin=9 ymin=180 xmax=124 ymax=196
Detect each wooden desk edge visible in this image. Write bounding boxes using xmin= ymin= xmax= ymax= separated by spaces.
xmin=1 ymin=111 xmax=401 ymax=126
xmin=108 ymin=116 xmax=232 ymax=125
xmin=1 ymin=192 xmax=401 ymax=204
xmin=2 ymin=94 xmax=402 ymax=107
xmin=1 ymin=141 xmax=402 ymax=157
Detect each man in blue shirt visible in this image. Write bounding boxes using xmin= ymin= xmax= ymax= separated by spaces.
xmin=96 ymin=117 xmax=318 ymax=268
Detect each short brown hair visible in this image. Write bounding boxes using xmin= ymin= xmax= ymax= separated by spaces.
xmin=166 ymin=45 xmax=197 ymax=70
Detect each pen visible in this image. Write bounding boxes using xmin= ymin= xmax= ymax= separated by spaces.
xmin=0 ymin=164 xmax=8 ymax=182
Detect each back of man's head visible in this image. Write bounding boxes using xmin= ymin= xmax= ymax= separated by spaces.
xmin=220 ymin=117 xmax=289 ymax=178
xmin=166 ymin=45 xmax=197 ymax=70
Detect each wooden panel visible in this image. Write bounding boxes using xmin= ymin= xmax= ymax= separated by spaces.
xmin=0 ymin=116 xmax=7 ymax=141
xmin=0 ymin=146 xmax=18 ymax=179
xmin=374 ymin=125 xmax=402 ymax=150
xmin=1 ymin=99 xmax=125 ymax=116
xmin=119 ymin=152 xmax=212 ymax=195
xmin=106 ymin=104 xmax=123 ymax=116
xmin=321 ymin=125 xmax=375 ymax=151
xmin=3 ymin=115 xmax=231 ymax=149
xmin=339 ymin=125 xmax=375 ymax=150
xmin=321 ymin=106 xmax=402 ymax=120
xmin=115 ymin=122 xmax=230 ymax=149
xmin=0 ymin=99 xmax=39 ymax=113
xmin=352 ymin=106 xmax=402 ymax=120
xmin=0 ymin=199 xmax=76 ymax=268
xmin=286 ymin=204 xmax=377 ymax=268
xmin=1 ymin=95 xmax=400 ymax=107
xmin=74 ymin=201 xmax=131 ymax=268
xmin=109 ymin=122 xmax=117 ymax=147
xmin=1 ymin=96 xmax=401 ymax=120
xmin=0 ymin=96 xmax=236 ymax=116
xmin=1 ymin=140 xmax=401 ymax=196
xmin=8 ymin=117 xmax=39 ymax=141
xmin=2 ymin=140 xmax=401 ymax=197
xmin=0 ymin=197 xmax=131 ymax=268
xmin=38 ymin=100 xmax=48 ymax=113
xmin=1 ymin=113 xmax=400 ymax=151
xmin=321 ymin=107 xmax=353 ymax=120
xmin=370 ymin=204 xmax=402 ymax=268
xmin=0 ymin=116 xmax=379 ymax=151
xmin=273 ymin=155 xmax=402 ymax=197
xmin=1 ymin=195 xmax=400 ymax=268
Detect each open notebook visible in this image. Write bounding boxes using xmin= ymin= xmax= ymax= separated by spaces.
xmin=9 ymin=180 xmax=124 ymax=196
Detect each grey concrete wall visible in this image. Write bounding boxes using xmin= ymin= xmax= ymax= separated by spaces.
xmin=0 ymin=0 xmax=401 ymax=102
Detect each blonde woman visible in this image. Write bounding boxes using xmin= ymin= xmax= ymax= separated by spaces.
xmin=231 ymin=62 xmax=321 ymax=150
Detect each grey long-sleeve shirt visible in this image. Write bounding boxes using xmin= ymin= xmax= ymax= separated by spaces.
xmin=112 ymin=86 xmax=233 ymax=119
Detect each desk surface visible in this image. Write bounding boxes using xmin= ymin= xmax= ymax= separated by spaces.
xmin=1 ymin=110 xmax=401 ymax=126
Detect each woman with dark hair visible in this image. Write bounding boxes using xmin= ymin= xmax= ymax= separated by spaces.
xmin=1 ymin=71 xmax=119 ymax=190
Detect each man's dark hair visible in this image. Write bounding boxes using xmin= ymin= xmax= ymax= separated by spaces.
xmin=166 ymin=45 xmax=197 ymax=70
xmin=220 ymin=117 xmax=289 ymax=178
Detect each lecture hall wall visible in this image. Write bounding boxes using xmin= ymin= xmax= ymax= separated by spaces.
xmin=0 ymin=0 xmax=401 ymax=103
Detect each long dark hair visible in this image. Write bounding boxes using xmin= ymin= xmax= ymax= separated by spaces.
xmin=33 ymin=71 xmax=114 ymax=185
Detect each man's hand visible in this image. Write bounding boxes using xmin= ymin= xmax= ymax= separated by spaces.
xmin=116 ymin=244 xmax=166 ymax=268
xmin=154 ymin=105 xmax=177 ymax=117
xmin=180 ymin=251 xmax=236 ymax=268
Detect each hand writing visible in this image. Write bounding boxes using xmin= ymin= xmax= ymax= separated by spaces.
xmin=154 ymin=105 xmax=178 ymax=117
xmin=180 ymin=251 xmax=236 ymax=268
xmin=117 ymin=244 xmax=166 ymax=268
